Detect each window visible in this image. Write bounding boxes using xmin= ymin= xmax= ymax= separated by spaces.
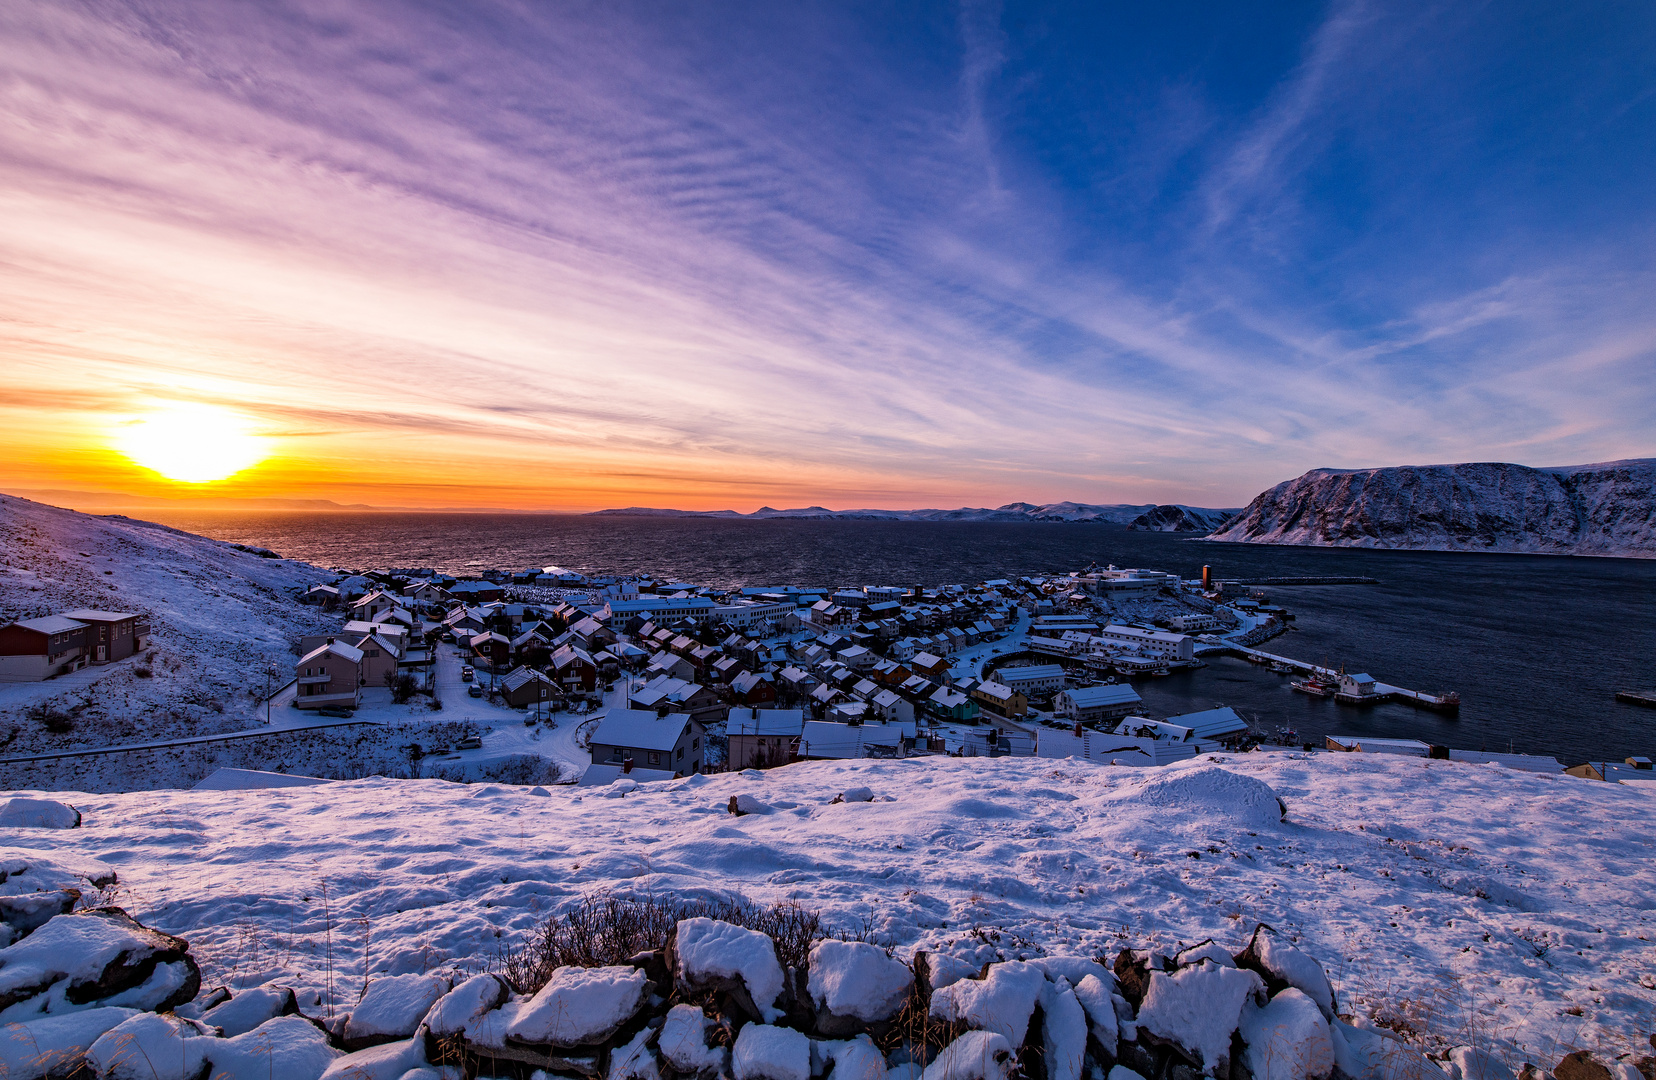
xmin=677 ymin=746 xmax=684 ymax=760
xmin=610 ymin=748 xmax=624 ymax=762
xmin=647 ymin=752 xmax=660 ymax=766
xmin=692 ymin=737 xmax=700 ymax=749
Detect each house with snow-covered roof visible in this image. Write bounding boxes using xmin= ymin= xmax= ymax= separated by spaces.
xmin=0 ymin=615 xmax=89 ymax=682
xmin=295 ymin=641 xmax=363 ymax=709
xmin=1053 ymin=683 xmax=1143 ymax=726
xmin=727 ymin=707 xmax=805 ymax=769
xmin=584 ymin=708 xmax=703 ymax=782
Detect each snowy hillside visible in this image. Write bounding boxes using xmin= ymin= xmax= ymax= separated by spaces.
xmin=1126 ymin=505 xmax=1237 ymax=533
xmin=6 ymin=753 xmax=1653 ymax=1065
xmin=591 ymin=502 xmax=1239 ymax=524
xmin=1207 ymin=460 xmax=1656 ymax=557
xmin=0 ymin=494 xmax=331 ymax=752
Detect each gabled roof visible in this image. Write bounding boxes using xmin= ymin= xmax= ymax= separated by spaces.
xmin=59 ymin=609 xmax=137 ymax=621
xmin=502 ymin=666 xmax=557 ymax=692
xmin=592 ymin=708 xmax=691 ymax=752
xmin=299 ymin=640 xmax=364 ymax=665
xmin=1165 ymin=706 xmax=1250 ymax=739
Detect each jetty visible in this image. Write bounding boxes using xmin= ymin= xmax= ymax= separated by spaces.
xmin=1616 ymin=690 xmax=1656 ymax=709
xmin=1226 ymin=645 xmax=1461 ymax=713
xmin=1215 ymin=576 xmax=1379 ymax=586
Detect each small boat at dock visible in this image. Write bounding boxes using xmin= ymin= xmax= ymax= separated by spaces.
xmin=1291 ymin=674 xmax=1338 ymax=698
xmin=1269 ymin=661 xmax=1295 ymax=674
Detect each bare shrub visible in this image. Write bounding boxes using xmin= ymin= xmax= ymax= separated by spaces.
xmin=498 ymin=892 xmax=852 ymax=994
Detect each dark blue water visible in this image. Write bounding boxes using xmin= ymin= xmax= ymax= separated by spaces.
xmin=138 ymin=512 xmax=1656 ymax=765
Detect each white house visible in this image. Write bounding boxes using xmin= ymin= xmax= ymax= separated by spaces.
xmin=1098 ymin=624 xmax=1194 ymax=661
xmin=583 ymin=708 xmax=704 ymax=783
xmin=994 ymin=664 xmax=1066 ymax=695
xmin=1053 ymin=683 xmax=1143 ymax=725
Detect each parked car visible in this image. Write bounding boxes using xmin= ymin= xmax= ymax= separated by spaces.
xmin=467 ymin=683 xmax=483 ymax=698
xmin=458 ymin=736 xmax=483 ymax=750
xmin=441 ymin=632 xmax=455 ymax=643
xmin=316 ymin=707 xmax=354 ymax=719
xmin=461 ymin=667 xmax=474 ymax=682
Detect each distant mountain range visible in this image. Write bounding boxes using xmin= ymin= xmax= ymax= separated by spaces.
xmin=1207 ymin=459 xmax=1656 ymax=558
xmin=591 ymin=501 xmax=1241 ymax=528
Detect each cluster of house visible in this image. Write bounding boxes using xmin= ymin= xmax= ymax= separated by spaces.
xmin=0 ymin=609 xmax=149 ymax=682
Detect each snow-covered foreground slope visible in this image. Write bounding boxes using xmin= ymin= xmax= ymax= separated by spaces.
xmin=8 ymin=754 xmax=1653 ymax=1062
xmin=1207 ymin=459 xmax=1656 ymax=557
xmin=0 ymin=494 xmax=330 ymax=751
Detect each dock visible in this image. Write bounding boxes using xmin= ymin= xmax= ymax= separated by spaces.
xmin=1225 ymin=645 xmax=1461 ymax=712
xmin=1616 ymin=690 xmax=1656 ymax=709
xmin=1216 ymin=576 xmax=1379 ymax=586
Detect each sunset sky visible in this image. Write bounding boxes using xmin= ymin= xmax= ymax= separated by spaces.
xmin=2 ymin=1 xmax=1653 ymax=512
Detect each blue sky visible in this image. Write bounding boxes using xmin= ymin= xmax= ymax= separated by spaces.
xmin=1 ymin=0 xmax=1652 ymax=509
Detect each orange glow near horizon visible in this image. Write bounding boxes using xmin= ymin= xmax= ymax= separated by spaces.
xmin=113 ymin=403 xmax=272 ymax=484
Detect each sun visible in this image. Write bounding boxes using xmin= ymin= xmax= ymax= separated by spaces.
xmin=117 ymin=403 xmax=272 ymax=484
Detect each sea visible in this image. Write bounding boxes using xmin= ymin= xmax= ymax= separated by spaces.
xmin=137 ymin=511 xmax=1656 ymax=766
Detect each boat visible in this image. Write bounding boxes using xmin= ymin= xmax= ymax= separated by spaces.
xmin=1269 ymin=661 xmax=1295 ymax=674
xmin=1272 ymin=725 xmax=1299 ymax=745
xmin=1291 ymin=674 xmax=1337 ymax=698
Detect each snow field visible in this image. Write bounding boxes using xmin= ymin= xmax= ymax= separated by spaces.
xmin=0 ymin=752 xmax=1652 ymax=1067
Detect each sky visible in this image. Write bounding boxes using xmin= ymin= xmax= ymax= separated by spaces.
xmin=1 ymin=0 xmax=1653 ymax=512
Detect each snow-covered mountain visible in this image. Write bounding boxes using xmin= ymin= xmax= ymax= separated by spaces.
xmin=1126 ymin=504 xmax=1237 ymax=533
xmin=1206 ymin=459 xmax=1656 ymax=557
xmin=0 ymin=494 xmax=330 ymax=752
xmin=592 ymin=501 xmax=1236 ymax=523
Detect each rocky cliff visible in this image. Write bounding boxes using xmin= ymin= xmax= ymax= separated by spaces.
xmin=1206 ymin=459 xmax=1655 ymax=557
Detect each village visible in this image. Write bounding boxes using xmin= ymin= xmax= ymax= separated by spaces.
xmin=270 ymin=561 xmax=1624 ymax=786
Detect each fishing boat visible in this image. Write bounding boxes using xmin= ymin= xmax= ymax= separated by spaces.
xmin=1291 ymin=673 xmax=1338 ymax=698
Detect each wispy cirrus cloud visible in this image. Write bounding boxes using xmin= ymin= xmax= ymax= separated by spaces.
xmin=0 ymin=0 xmax=1650 ymax=509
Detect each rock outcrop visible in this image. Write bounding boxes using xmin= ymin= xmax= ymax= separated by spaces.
xmin=1207 ymin=459 xmax=1656 ymax=557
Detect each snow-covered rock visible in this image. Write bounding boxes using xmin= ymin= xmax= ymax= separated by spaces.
xmin=1206 ymin=459 xmax=1656 ymax=557
xmin=839 ymin=787 xmax=874 ymax=803
xmin=807 ymin=940 xmax=912 ymax=1029
xmin=1329 ymin=1021 xmax=1441 ymax=1080
xmin=728 ymin=795 xmax=774 ymax=816
xmin=927 ymin=961 xmax=1046 ymax=1046
xmin=1445 ymin=1045 xmax=1516 ymax=1080
xmin=0 ymin=909 xmax=197 ymax=1019
xmin=1039 ymin=978 xmax=1087 ymax=1080
xmin=0 ymin=889 xmax=81 ymax=947
xmin=201 ymin=1014 xmax=342 ymax=1080
xmin=658 ymin=1003 xmax=729 ymax=1077
xmin=731 ymin=1023 xmax=811 ymax=1080
xmin=1173 ymin=941 xmax=1234 ymax=969
xmin=1028 ymin=957 xmax=1113 ymax=988
xmin=1070 ymin=974 xmax=1119 ymax=1052
xmin=920 ymin=1031 xmax=1016 ymax=1080
xmin=0 ymin=1006 xmax=136 ymax=1078
xmin=0 ymin=799 xmax=81 ymax=829
xmin=674 ymin=918 xmax=785 ymax=1022
xmin=85 ymin=1011 xmax=214 ymax=1079
xmin=1235 ymin=925 xmax=1336 ymax=1020
xmin=824 ymin=1035 xmax=888 ymax=1080
xmin=317 ymin=1032 xmax=436 ymax=1080
xmin=923 ymin=954 xmax=980 ymax=992
xmin=200 ymin=984 xmax=299 ymax=1037
xmin=608 ymin=1024 xmax=661 ymax=1080
xmin=424 ymin=973 xmax=509 ymax=1037
xmin=343 ymin=973 xmax=451 ymax=1049
xmin=507 ymin=965 xmax=647 ymax=1046
xmin=1134 ymin=960 xmax=1265 ymax=1073
xmin=1238 ymin=989 xmax=1334 ymax=1080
